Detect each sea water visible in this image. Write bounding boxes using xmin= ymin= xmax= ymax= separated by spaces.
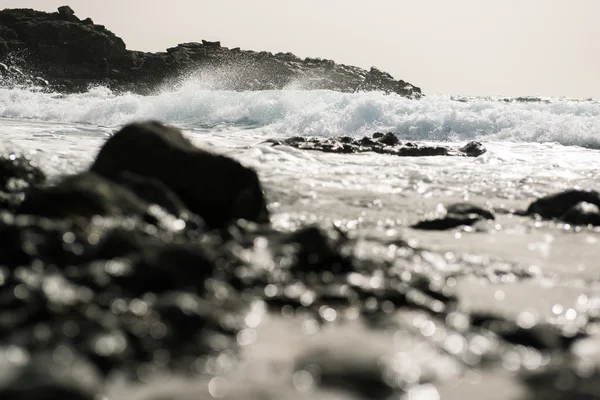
xmin=1 ymin=84 xmax=600 ymax=399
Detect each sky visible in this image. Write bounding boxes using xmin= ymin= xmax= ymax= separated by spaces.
xmin=3 ymin=0 xmax=599 ymax=98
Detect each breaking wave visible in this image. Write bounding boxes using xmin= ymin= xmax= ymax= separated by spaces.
xmin=1 ymin=81 xmax=599 ymax=148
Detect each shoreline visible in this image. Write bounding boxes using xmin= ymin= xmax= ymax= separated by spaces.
xmin=1 ymin=119 xmax=600 ymax=399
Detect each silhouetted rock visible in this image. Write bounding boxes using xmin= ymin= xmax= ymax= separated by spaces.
xmin=0 ymin=154 xmax=45 ymax=192
xmin=524 ymin=189 xmax=600 ymax=226
xmin=0 ymin=154 xmax=45 ymax=212
xmin=57 ymin=5 xmax=79 ymax=22
xmin=286 ymin=226 xmax=353 ymax=275
xmin=0 ymin=7 xmax=422 ymax=97
xmin=17 ymin=172 xmax=152 ymax=220
xmin=90 ymin=121 xmax=269 ymax=229
xmin=266 ymin=133 xmax=486 ymax=157
xmin=412 ymin=202 xmax=494 ymax=230
xmin=0 ymin=347 xmax=102 ymax=400
xmin=470 ymin=312 xmax=585 ymax=350
xmin=560 ymin=202 xmax=600 ymax=226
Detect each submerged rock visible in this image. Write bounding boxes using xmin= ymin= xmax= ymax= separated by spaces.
xmin=90 ymin=121 xmax=269 ymax=229
xmin=267 ymin=133 xmax=486 ymax=157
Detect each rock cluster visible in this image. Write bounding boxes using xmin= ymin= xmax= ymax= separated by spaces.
xmin=1 ymin=121 xmax=597 ymax=399
xmin=0 ymin=7 xmax=422 ymax=97
xmin=266 ymin=132 xmax=487 ymax=157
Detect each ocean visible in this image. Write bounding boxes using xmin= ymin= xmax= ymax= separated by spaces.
xmin=2 ymin=82 xmax=600 ymax=399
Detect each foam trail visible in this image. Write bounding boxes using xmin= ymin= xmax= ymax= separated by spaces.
xmin=1 ymin=84 xmax=599 ymax=148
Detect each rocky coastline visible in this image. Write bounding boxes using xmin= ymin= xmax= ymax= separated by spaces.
xmin=1 ymin=121 xmax=600 ymax=399
xmin=2 ymin=5 xmax=600 ymax=400
xmin=0 ymin=6 xmax=422 ymax=97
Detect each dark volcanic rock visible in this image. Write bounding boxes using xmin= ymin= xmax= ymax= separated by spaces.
xmin=0 ymin=347 xmax=102 ymax=400
xmin=0 ymin=154 xmax=45 ymax=192
xmin=286 ymin=226 xmax=353 ymax=275
xmin=0 ymin=154 xmax=45 ymax=212
xmin=0 ymin=7 xmax=422 ymax=96
xmin=90 ymin=121 xmax=269 ymax=229
xmin=412 ymin=202 xmax=495 ymax=230
xmin=266 ymin=133 xmax=486 ymax=157
xmin=525 ymin=190 xmax=600 ymax=226
xmin=470 ymin=313 xmax=585 ymax=351
xmin=560 ymin=202 xmax=600 ymax=226
xmin=17 ymin=172 xmax=153 ymax=220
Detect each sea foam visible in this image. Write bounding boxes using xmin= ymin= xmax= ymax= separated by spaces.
xmin=1 ymin=83 xmax=599 ymax=148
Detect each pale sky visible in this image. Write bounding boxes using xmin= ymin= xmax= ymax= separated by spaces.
xmin=3 ymin=0 xmax=599 ymax=98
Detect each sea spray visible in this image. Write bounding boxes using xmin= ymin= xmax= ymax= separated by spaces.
xmin=1 ymin=84 xmax=599 ymax=148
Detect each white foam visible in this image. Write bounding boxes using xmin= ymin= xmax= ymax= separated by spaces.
xmin=1 ymin=84 xmax=599 ymax=148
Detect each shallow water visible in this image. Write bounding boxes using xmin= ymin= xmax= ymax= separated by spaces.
xmin=1 ymin=86 xmax=600 ymax=399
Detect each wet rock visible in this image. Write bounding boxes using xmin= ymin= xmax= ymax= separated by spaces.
xmin=90 ymin=122 xmax=269 ymax=229
xmin=525 ymin=189 xmax=600 ymax=220
xmin=17 ymin=172 xmax=153 ymax=221
xmin=412 ymin=202 xmax=494 ymax=230
xmin=285 ymin=226 xmax=353 ymax=275
xmin=358 ymin=67 xmax=421 ymax=98
xmin=296 ymin=346 xmax=395 ymax=398
xmin=0 ymin=153 xmax=40 ymax=212
xmin=560 ymin=202 xmax=600 ymax=226
xmin=267 ymin=133 xmax=486 ymax=157
xmin=522 ymin=366 xmax=600 ymax=400
xmin=0 ymin=8 xmax=422 ymax=97
xmin=0 ymin=346 xmax=102 ymax=400
xmin=112 ymin=171 xmax=189 ymax=219
xmin=470 ymin=313 xmax=585 ymax=351
xmin=0 ymin=154 xmax=46 ymax=192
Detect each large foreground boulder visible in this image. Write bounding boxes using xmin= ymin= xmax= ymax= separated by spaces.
xmin=90 ymin=122 xmax=269 ymax=229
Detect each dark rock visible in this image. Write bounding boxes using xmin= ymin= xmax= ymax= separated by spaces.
xmin=458 ymin=141 xmax=487 ymax=157
xmin=376 ymin=132 xmax=399 ymax=146
xmin=560 ymin=201 xmax=600 ymax=226
xmin=296 ymin=346 xmax=395 ymax=399
xmin=201 ymin=40 xmax=221 ymax=48
xmin=0 ymin=8 xmax=422 ymax=97
xmin=358 ymin=67 xmax=422 ymax=98
xmin=90 ymin=122 xmax=269 ymax=229
xmin=0 ymin=347 xmax=102 ymax=400
xmin=0 ymin=154 xmax=45 ymax=212
xmin=57 ymin=6 xmax=79 ymax=22
xmin=470 ymin=313 xmax=585 ymax=350
xmin=17 ymin=172 xmax=153 ymax=220
xmin=286 ymin=226 xmax=353 ymax=275
xmin=0 ymin=154 xmax=46 ymax=192
xmin=267 ymin=134 xmax=486 ymax=158
xmin=111 ymin=171 xmax=189 ymax=219
xmin=525 ymin=190 xmax=600 ymax=223
xmin=412 ymin=202 xmax=494 ymax=230
xmin=446 ymin=203 xmax=495 ymax=220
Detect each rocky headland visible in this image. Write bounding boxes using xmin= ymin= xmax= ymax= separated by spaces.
xmin=0 ymin=6 xmax=422 ymax=97
xmin=3 ymin=5 xmax=600 ymax=400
